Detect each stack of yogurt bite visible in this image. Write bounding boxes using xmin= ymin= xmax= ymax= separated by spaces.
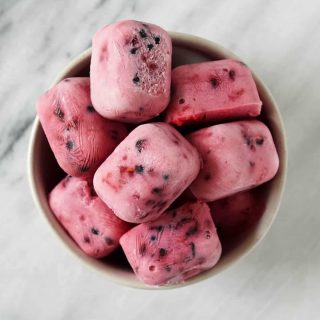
xmin=37 ymin=20 xmax=279 ymax=286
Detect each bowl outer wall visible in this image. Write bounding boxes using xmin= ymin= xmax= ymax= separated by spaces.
xmin=28 ymin=32 xmax=287 ymax=290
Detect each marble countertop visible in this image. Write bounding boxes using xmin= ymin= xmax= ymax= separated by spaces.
xmin=1 ymin=0 xmax=319 ymax=319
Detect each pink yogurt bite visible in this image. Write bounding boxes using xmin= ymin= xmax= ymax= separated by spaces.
xmin=209 ymin=189 xmax=265 ymax=250
xmin=187 ymin=120 xmax=279 ymax=201
xmin=120 ymin=201 xmax=222 ymax=286
xmin=165 ymin=59 xmax=262 ymax=126
xmin=37 ymin=77 xmax=127 ymax=177
xmin=93 ymin=123 xmax=201 ymax=223
xmin=49 ymin=176 xmax=131 ymax=258
xmin=90 ymin=20 xmax=172 ymax=123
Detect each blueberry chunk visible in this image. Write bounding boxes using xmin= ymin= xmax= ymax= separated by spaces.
xmin=133 ymin=74 xmax=140 ymax=84
xmin=66 ymin=140 xmax=74 ymax=150
xmin=135 ymin=139 xmax=146 ymax=152
xmin=159 ymin=248 xmax=167 ymax=257
xmin=54 ymin=107 xmax=64 ymax=119
xmin=210 ymin=78 xmax=219 ymax=88
xmin=135 ymin=165 xmax=144 ymax=174
xmin=139 ymin=29 xmax=147 ymax=38
xmin=91 ymin=227 xmax=99 ymax=235
xmin=229 ymin=69 xmax=236 ymax=80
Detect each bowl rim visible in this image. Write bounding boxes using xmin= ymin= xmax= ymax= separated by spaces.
xmin=28 ymin=31 xmax=287 ymax=290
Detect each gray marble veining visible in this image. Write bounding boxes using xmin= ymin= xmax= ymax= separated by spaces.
xmin=1 ymin=0 xmax=320 ymax=319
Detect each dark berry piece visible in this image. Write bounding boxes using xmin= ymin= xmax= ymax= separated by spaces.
xmin=54 ymin=107 xmax=64 ymax=119
xmin=139 ymin=243 xmax=147 ymax=256
xmin=246 ymin=137 xmax=252 ymax=146
xmin=139 ymin=29 xmax=147 ymax=38
xmin=139 ymin=106 xmax=144 ymax=112
xmin=204 ymin=173 xmax=211 ymax=181
xmin=87 ymin=105 xmax=95 ymax=112
xmin=91 ymin=227 xmax=99 ymax=235
xmin=66 ymin=140 xmax=74 ymax=150
xmin=249 ymin=161 xmax=255 ymax=167
xmin=149 ymin=265 xmax=155 ymax=272
xmin=165 ymin=265 xmax=171 ymax=272
xmin=163 ymin=174 xmax=169 ymax=181
xmin=159 ymin=248 xmax=167 ymax=257
xmin=229 ymin=69 xmax=236 ymax=80
xmin=147 ymin=43 xmax=154 ymax=50
xmin=178 ymin=98 xmax=185 ymax=104
xmin=135 ymin=139 xmax=146 ymax=152
xmin=130 ymin=47 xmax=138 ymax=54
xmin=210 ymin=78 xmax=219 ymax=88
xmin=185 ymin=225 xmax=198 ymax=237
xmin=133 ymin=74 xmax=140 ymax=84
xmin=154 ymin=36 xmax=160 ymax=44
xmin=135 ymin=165 xmax=144 ymax=174
xmin=84 ymin=236 xmax=90 ymax=243
xmin=104 ymin=237 xmax=114 ymax=246
xmin=190 ymin=242 xmax=196 ymax=258
xmin=157 ymin=225 xmax=164 ymax=232
xmin=244 ymin=136 xmax=255 ymax=150
xmin=255 ymin=137 xmax=264 ymax=145
xmin=131 ymin=36 xmax=138 ymax=46
xmin=152 ymin=187 xmax=162 ymax=194
xmin=243 ymin=133 xmax=253 ymax=147
xmin=150 ymin=235 xmax=157 ymax=241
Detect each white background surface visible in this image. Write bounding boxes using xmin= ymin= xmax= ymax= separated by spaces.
xmin=1 ymin=0 xmax=319 ymax=319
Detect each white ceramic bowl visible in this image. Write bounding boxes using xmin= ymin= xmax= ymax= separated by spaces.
xmin=28 ymin=32 xmax=287 ymax=289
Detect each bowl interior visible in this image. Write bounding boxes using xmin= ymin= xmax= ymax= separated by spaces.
xmin=29 ymin=32 xmax=287 ymax=289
